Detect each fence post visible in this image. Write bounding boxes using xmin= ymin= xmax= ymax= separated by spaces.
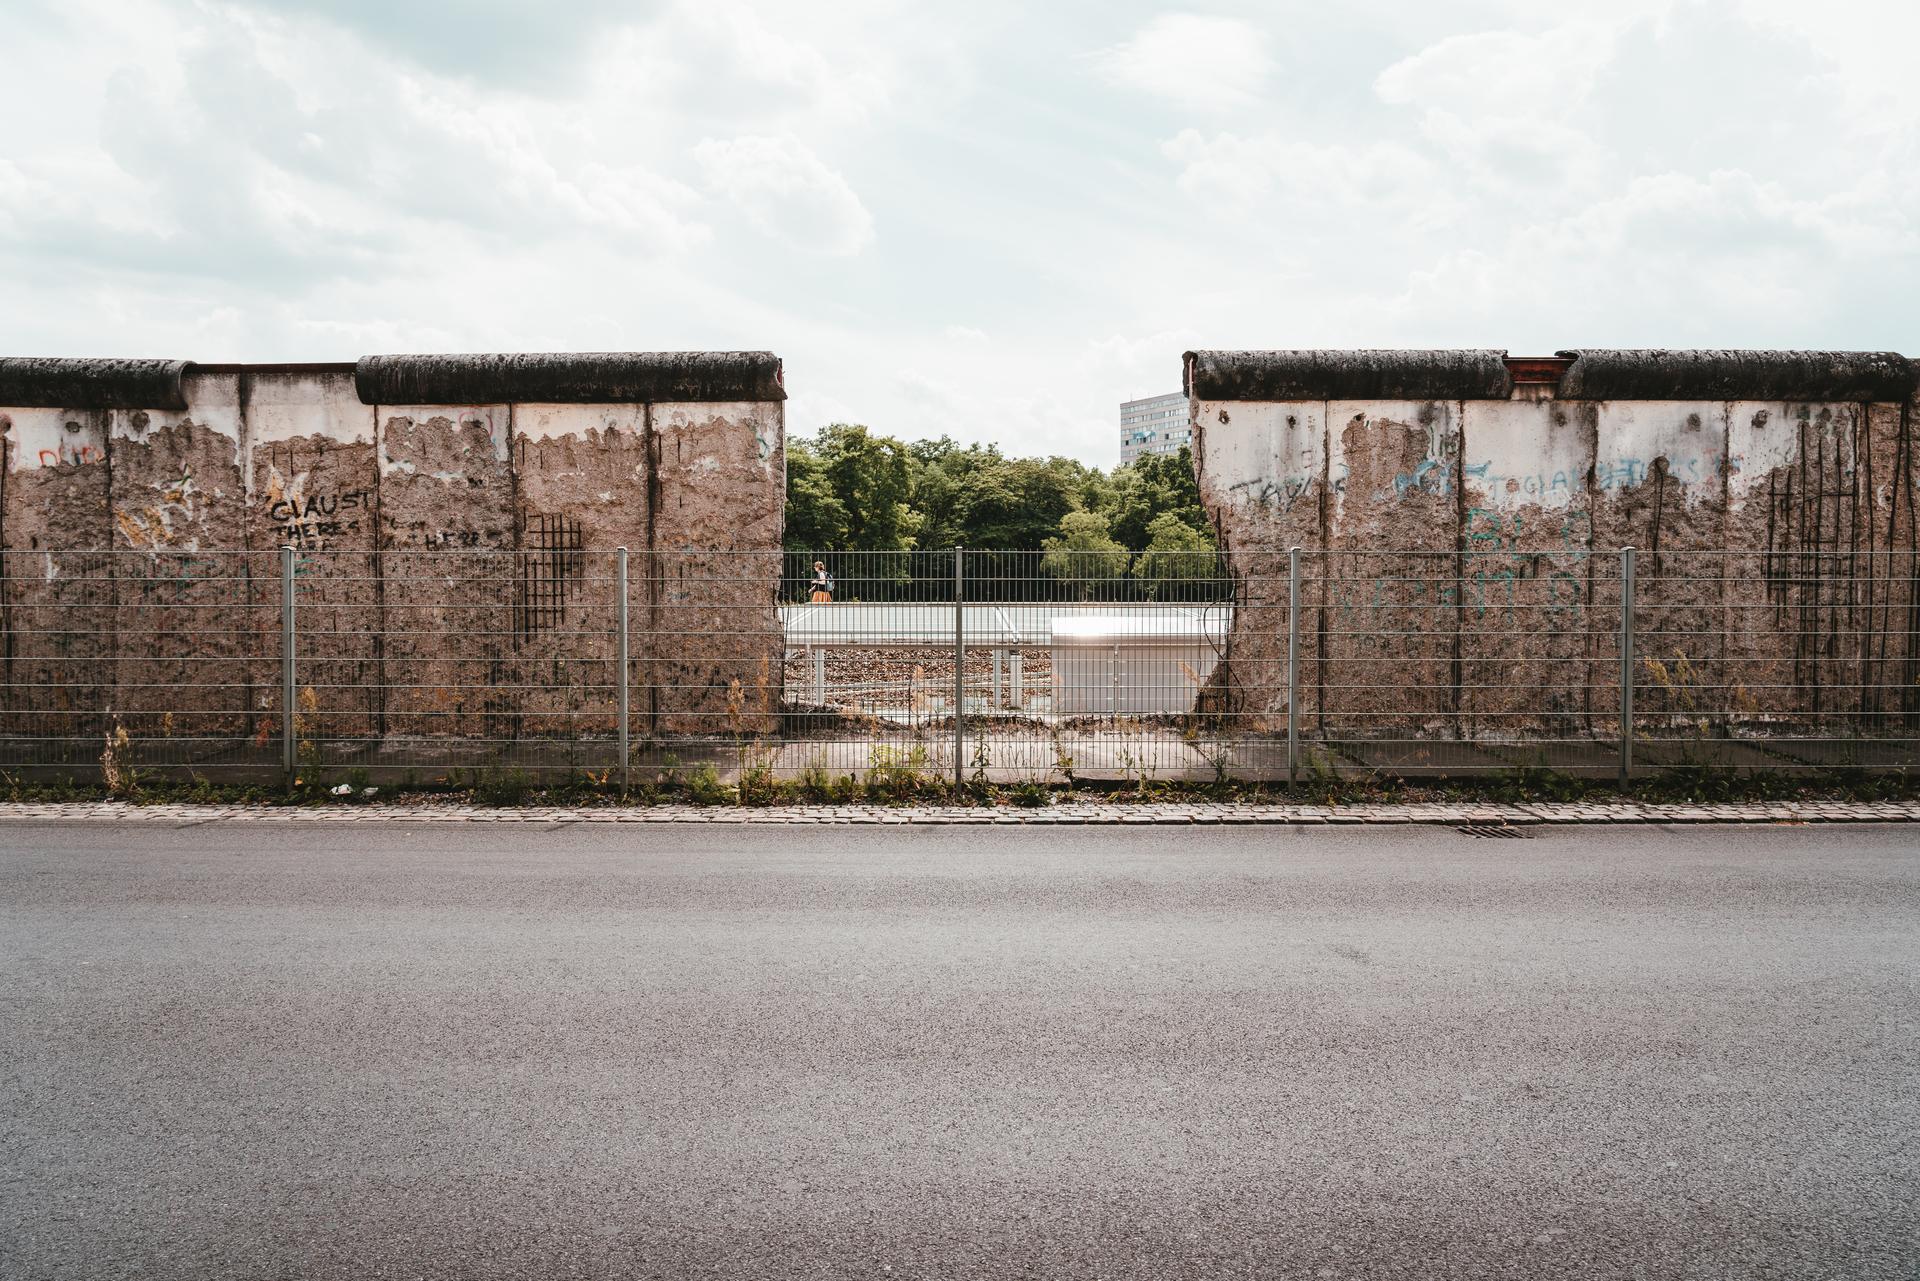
xmin=616 ymin=546 xmax=630 ymax=793
xmin=1619 ymin=545 xmax=1635 ymax=787
xmin=954 ymin=546 xmax=965 ymax=792
xmin=280 ymin=545 xmax=296 ymax=790
xmin=1287 ymin=546 xmax=1301 ymax=787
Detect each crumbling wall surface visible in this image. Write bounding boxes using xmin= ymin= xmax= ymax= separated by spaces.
xmin=1188 ymin=351 xmax=1513 ymax=743
xmin=246 ymin=369 xmax=381 ymax=748
xmin=107 ymin=370 xmax=252 ymax=741
xmin=374 ymin=405 xmax=516 ymax=741
xmin=1190 ymin=397 xmax=1325 ymax=731
xmin=508 ymin=404 xmax=648 ymax=738
xmin=0 ymin=406 xmax=114 ymax=752
xmin=1191 ymin=347 xmax=1919 ymax=747
xmin=5 ymin=349 xmax=788 ymax=763
xmin=1322 ymin=399 xmax=1463 ymax=739
xmin=1458 ymin=397 xmax=1597 ymax=739
xmin=1887 ymin=395 xmax=1920 ymax=726
xmin=1563 ymin=348 xmax=1915 ymax=739
xmin=1585 ymin=400 xmax=1730 ymax=740
xmin=1724 ymin=401 xmax=1871 ymax=730
xmin=647 ymin=400 xmax=785 ymax=735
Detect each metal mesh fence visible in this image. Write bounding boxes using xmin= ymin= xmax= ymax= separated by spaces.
xmin=1 ymin=545 xmax=1915 ymax=786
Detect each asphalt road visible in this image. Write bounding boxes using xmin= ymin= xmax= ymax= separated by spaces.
xmin=2 ymin=820 xmax=1916 ymax=1280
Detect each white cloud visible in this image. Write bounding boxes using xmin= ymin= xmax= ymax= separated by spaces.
xmin=0 ymin=0 xmax=1914 ymax=468
xmin=1086 ymin=14 xmax=1274 ymax=114
xmin=692 ymin=134 xmax=875 ymax=256
xmin=892 ymin=367 xmax=1110 ymax=460
xmin=1374 ymin=25 xmax=1617 ymax=116
xmin=1163 ymin=130 xmax=1438 ymax=216
xmin=1372 ymin=25 xmax=1620 ymax=189
xmin=1389 ymin=167 xmax=1917 ymax=341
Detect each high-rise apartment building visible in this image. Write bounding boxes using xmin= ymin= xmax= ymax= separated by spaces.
xmin=1119 ymin=391 xmax=1191 ymax=464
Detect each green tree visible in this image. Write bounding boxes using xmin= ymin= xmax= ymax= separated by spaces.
xmin=1040 ymin=510 xmax=1129 ymax=594
xmin=782 ymin=437 xmax=850 ymax=551
xmin=956 ymin=456 xmax=1084 ymax=549
xmin=1135 ymin=511 xmax=1217 ymax=596
xmin=809 ymin=424 xmax=921 ymax=551
xmin=1105 ymin=446 xmax=1207 ymax=549
xmin=906 ymin=436 xmax=994 ymax=549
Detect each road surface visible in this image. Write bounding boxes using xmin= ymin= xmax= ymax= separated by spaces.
xmin=3 ymin=820 xmax=1916 ymax=1278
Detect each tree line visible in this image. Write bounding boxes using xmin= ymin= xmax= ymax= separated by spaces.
xmin=784 ymin=425 xmax=1221 ymax=600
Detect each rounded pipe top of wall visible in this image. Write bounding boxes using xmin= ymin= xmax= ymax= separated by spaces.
xmin=0 ymin=358 xmax=194 ymax=410
xmin=352 ymin=351 xmax=787 ymax=406
xmin=1183 ymin=349 xmax=1515 ymax=402
xmin=1184 ymin=348 xmax=1919 ymax=404
xmin=1555 ymin=349 xmax=1916 ymax=402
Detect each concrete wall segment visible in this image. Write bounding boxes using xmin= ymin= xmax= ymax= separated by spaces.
xmin=1190 ymin=398 xmax=1325 ymax=728
xmin=1322 ymin=399 xmax=1463 ymax=735
xmin=2 ymin=351 xmax=789 ymax=762
xmin=374 ymin=406 xmax=517 ymax=740
xmin=108 ymin=369 xmax=245 ymax=554
xmin=244 ymin=369 xmax=379 ymax=550
xmin=104 ymin=371 xmax=255 ymax=738
xmin=1458 ymin=396 xmax=1599 ymax=736
xmin=0 ymin=407 xmax=114 ymax=748
xmin=1190 ymin=347 xmax=1919 ymax=744
xmin=508 ymin=404 xmax=647 ymax=738
xmin=646 ymin=400 xmax=784 ymax=734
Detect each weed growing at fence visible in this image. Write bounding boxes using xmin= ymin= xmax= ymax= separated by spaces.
xmin=473 ymin=768 xmax=536 ymax=807
xmin=100 ymin=722 xmax=136 ymax=798
xmin=685 ymin=763 xmax=731 ymax=805
xmin=1642 ymin=652 xmax=1711 ymax=735
xmin=1486 ymin=767 xmax=1589 ymax=804
xmin=737 ymin=751 xmax=782 ymax=806
xmin=0 ymin=759 xmax=1913 ymax=810
xmin=1008 ymin=780 xmax=1052 ymax=807
xmin=866 ymin=744 xmax=941 ymax=802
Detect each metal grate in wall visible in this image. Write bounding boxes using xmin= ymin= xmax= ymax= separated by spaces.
xmin=514 ymin=512 xmax=585 ymax=641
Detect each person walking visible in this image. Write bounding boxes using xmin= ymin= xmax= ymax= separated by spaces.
xmin=809 ymin=561 xmax=834 ymax=603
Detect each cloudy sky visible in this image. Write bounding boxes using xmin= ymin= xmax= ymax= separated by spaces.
xmin=2 ymin=0 xmax=1914 ymax=465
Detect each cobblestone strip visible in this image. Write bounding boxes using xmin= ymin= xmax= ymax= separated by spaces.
xmin=0 ymin=801 xmax=1916 ymax=825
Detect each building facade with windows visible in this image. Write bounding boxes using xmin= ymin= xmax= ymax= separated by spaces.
xmin=1119 ymin=391 xmax=1191 ymax=464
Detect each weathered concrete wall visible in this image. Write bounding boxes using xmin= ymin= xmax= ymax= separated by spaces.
xmin=647 ymin=400 xmax=785 ymax=735
xmin=1190 ymin=400 xmax=1324 ymax=732
xmin=0 ymin=404 xmax=114 ymax=748
xmin=374 ymin=404 xmax=516 ymax=740
xmin=1587 ymin=399 xmax=1728 ymax=741
xmin=511 ymin=405 xmax=647 ymax=739
xmin=0 ymin=352 xmax=786 ymax=761
xmin=1457 ymin=395 xmax=1596 ymax=737
xmin=1322 ymin=398 xmax=1462 ymax=736
xmin=1190 ymin=349 xmax=1920 ymax=746
xmin=1887 ymin=395 xmax=1920 ymax=723
xmin=246 ymin=368 xmax=381 ymax=748
xmin=107 ymin=369 xmax=251 ymax=740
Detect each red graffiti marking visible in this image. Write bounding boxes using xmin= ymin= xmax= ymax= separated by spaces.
xmin=37 ymin=442 xmax=103 ymax=468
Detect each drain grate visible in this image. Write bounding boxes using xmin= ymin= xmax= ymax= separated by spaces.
xmin=1456 ymin=823 xmax=1532 ymax=839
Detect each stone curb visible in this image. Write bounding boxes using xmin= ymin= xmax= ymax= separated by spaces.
xmin=0 ymin=801 xmax=1916 ymax=825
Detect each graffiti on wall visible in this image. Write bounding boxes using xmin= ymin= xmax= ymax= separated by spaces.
xmin=268 ymin=489 xmax=374 ymax=546
xmin=115 ymin=464 xmax=207 ymax=550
